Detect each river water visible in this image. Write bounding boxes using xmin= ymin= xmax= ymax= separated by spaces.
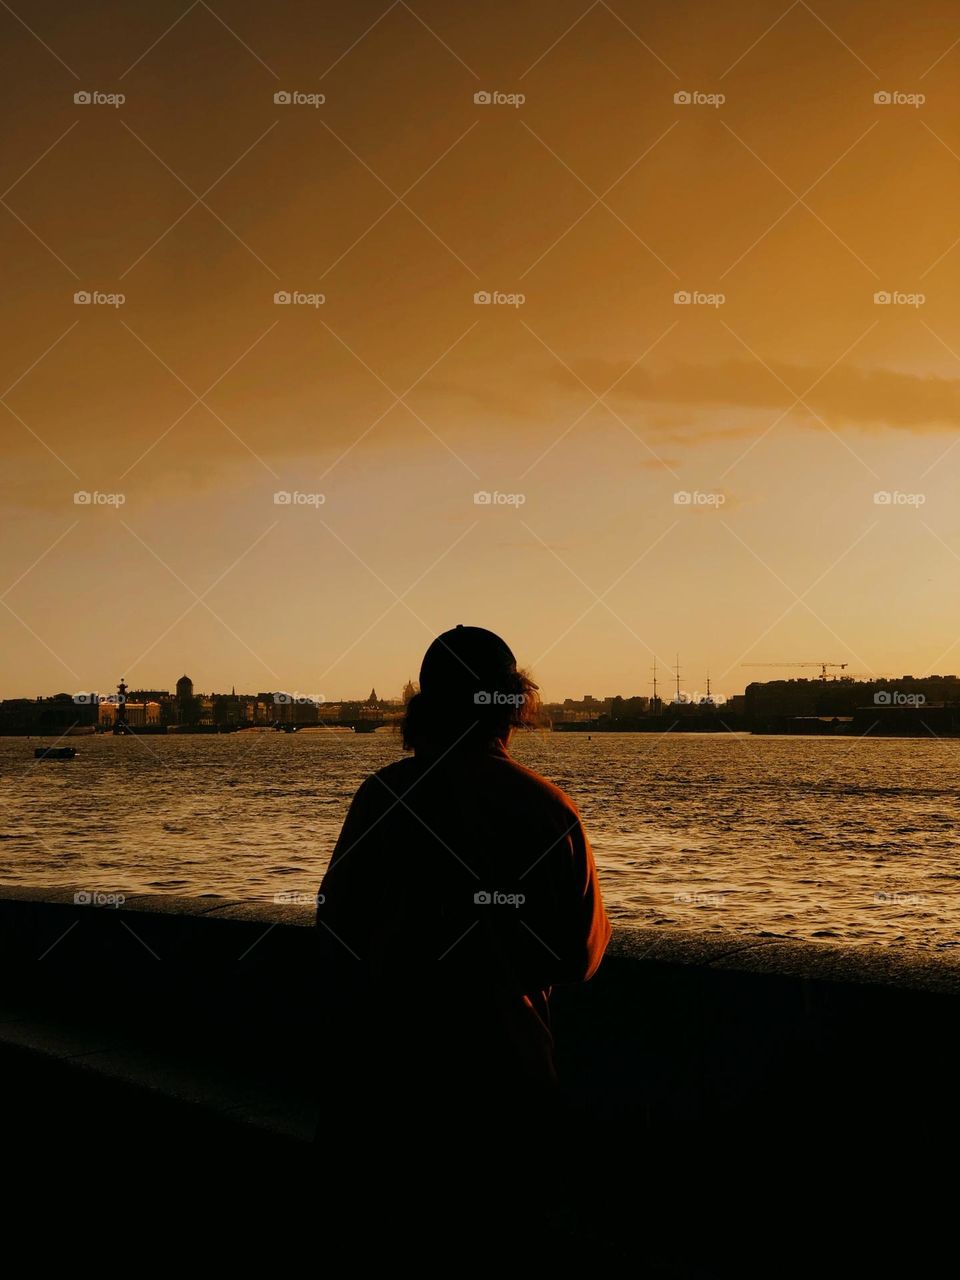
xmin=2 ymin=730 xmax=957 ymax=947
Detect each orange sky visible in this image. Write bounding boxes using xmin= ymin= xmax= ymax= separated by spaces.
xmin=2 ymin=0 xmax=960 ymax=701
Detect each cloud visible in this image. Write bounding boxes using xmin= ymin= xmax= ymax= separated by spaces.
xmin=549 ymin=358 xmax=960 ymax=432
xmin=650 ymin=423 xmax=760 ymax=447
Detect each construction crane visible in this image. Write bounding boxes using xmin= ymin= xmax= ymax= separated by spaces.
xmin=742 ymin=662 xmax=849 ymax=682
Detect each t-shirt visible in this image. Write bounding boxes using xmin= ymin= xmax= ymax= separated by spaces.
xmin=316 ymin=742 xmax=611 ymax=1096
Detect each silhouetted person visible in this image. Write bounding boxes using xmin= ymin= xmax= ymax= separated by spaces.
xmin=315 ymin=626 xmax=610 ymax=1258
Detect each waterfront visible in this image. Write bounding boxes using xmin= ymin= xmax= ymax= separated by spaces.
xmin=1 ymin=731 xmax=958 ymax=947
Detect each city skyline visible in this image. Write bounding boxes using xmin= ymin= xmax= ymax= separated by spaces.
xmin=9 ymin=667 xmax=960 ymax=740
xmin=5 ymin=658 xmax=960 ymax=707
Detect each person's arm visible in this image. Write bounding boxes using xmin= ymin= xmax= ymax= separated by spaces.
xmin=315 ymin=776 xmax=385 ymax=1095
xmin=545 ymin=815 xmax=611 ymax=984
xmin=317 ymin=776 xmax=382 ymax=960
xmin=571 ymin=817 xmax=611 ymax=979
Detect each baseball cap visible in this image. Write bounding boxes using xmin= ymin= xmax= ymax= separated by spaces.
xmin=419 ymin=625 xmax=532 ymax=699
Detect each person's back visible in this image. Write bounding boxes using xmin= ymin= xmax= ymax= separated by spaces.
xmin=317 ymin=626 xmax=610 ymax=1109
xmin=320 ymin=742 xmax=609 ymax=1096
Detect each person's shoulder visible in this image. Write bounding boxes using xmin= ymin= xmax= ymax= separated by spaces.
xmin=338 ymin=759 xmax=420 ymax=824
xmin=358 ymin=756 xmax=420 ymax=800
xmin=497 ymin=752 xmax=581 ymax=818
xmin=371 ymin=757 xmax=418 ymax=782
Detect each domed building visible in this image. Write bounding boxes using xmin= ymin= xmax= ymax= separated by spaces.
xmin=175 ymin=674 xmax=196 ymax=726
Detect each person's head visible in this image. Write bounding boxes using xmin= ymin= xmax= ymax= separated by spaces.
xmin=401 ymin=625 xmax=539 ymax=754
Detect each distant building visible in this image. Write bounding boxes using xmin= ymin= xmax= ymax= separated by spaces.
xmin=744 ymin=675 xmax=960 ymax=725
xmin=547 ymin=695 xmax=612 ymax=725
xmin=123 ymin=701 xmax=161 ymax=727
xmin=0 ymin=699 xmax=41 ymax=733
xmin=175 ymin=674 xmax=198 ymax=726
xmin=608 ymin=696 xmax=651 ymax=723
xmin=0 ymin=694 xmax=94 ymax=733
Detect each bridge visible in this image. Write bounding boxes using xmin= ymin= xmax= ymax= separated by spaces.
xmin=275 ymin=708 xmax=405 ymax=734
xmin=341 ymin=717 xmax=398 ymax=733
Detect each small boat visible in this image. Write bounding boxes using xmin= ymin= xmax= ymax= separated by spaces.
xmin=34 ymin=746 xmax=77 ymax=760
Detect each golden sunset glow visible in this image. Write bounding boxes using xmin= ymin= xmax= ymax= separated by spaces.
xmin=3 ymin=0 xmax=960 ymax=700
